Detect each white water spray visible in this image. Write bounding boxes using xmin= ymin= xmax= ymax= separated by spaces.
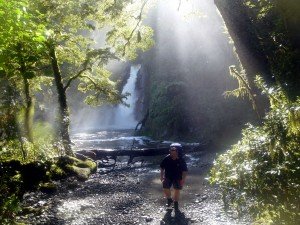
xmin=112 ymin=64 xmax=141 ymax=129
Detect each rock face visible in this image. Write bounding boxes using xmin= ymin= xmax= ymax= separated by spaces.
xmin=134 ymin=65 xmax=150 ymax=123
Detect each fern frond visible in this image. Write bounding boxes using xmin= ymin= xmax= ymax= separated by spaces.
xmin=224 ymin=87 xmax=248 ymax=98
xmin=225 ymin=65 xmax=259 ymax=117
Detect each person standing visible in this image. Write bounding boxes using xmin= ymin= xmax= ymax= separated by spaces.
xmin=160 ymin=143 xmax=188 ymax=211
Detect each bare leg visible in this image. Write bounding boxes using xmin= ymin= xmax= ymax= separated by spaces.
xmin=173 ymin=189 xmax=180 ymax=210
xmin=163 ymin=188 xmax=171 ymax=198
xmin=173 ymin=189 xmax=180 ymax=202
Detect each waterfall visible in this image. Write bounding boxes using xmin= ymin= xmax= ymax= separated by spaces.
xmin=70 ymin=64 xmax=141 ymax=131
xmin=112 ymin=64 xmax=141 ymax=129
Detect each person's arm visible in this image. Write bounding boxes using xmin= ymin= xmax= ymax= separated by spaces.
xmin=181 ymin=171 xmax=187 ymax=184
xmin=160 ymin=157 xmax=166 ymax=182
xmin=160 ymin=168 xmax=165 ymax=182
xmin=180 ymin=159 xmax=188 ymax=185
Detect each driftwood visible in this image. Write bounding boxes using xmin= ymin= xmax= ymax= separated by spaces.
xmin=75 ymin=145 xmax=204 ymax=162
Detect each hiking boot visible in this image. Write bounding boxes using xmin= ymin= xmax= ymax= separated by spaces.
xmin=174 ymin=201 xmax=179 ymax=211
xmin=166 ymin=198 xmax=173 ymax=207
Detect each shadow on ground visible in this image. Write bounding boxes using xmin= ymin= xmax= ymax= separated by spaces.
xmin=160 ymin=209 xmax=191 ymax=225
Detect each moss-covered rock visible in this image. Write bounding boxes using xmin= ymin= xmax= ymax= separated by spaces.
xmin=39 ymin=182 xmax=57 ymax=194
xmin=56 ymin=155 xmax=97 ymax=181
xmin=76 ymin=160 xmax=97 ymax=173
xmin=49 ymin=164 xmax=67 ymax=180
xmin=65 ymin=165 xmax=91 ymax=181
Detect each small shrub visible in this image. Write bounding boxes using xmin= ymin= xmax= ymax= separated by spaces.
xmin=0 ymin=171 xmax=22 ymax=224
xmin=0 ymin=194 xmax=21 ymax=225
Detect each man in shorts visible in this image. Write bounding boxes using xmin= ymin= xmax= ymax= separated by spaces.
xmin=160 ymin=143 xmax=188 ymax=211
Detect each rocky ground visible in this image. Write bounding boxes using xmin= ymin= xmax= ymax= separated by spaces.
xmin=17 ymin=151 xmax=251 ymax=225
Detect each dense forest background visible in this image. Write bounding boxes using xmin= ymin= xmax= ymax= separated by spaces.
xmin=0 ymin=0 xmax=299 ymax=224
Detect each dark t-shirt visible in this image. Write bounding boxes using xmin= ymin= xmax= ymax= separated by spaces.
xmin=160 ymin=155 xmax=188 ymax=180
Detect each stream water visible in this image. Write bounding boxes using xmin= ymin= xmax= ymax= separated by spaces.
xmin=71 ymin=129 xmax=191 ymax=153
xmin=72 ymin=129 xmax=153 ymax=151
xmin=71 ymin=129 xmax=177 ymax=172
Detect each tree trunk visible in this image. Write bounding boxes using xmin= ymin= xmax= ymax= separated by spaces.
xmin=214 ymin=0 xmax=273 ymax=83
xmin=49 ymin=45 xmax=73 ymax=156
xmin=214 ymin=0 xmax=273 ymax=115
xmin=17 ymin=45 xmax=34 ymax=142
xmin=76 ymin=145 xmax=204 ymax=160
xmin=22 ymin=76 xmax=34 ymax=142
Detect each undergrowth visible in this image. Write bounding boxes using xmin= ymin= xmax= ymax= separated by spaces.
xmin=210 ymin=77 xmax=300 ymax=224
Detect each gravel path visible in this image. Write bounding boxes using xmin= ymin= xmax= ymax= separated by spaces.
xmin=17 ymin=151 xmax=251 ymax=225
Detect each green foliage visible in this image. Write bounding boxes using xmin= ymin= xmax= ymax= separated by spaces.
xmin=0 ymin=122 xmax=58 ymax=163
xmin=210 ymin=79 xmax=300 ymax=224
xmin=36 ymin=0 xmax=154 ymax=105
xmin=104 ymin=0 xmax=155 ymax=59
xmin=0 ymin=194 xmax=21 ymax=224
xmin=0 ymin=0 xmax=47 ymax=79
xmin=243 ymin=0 xmax=300 ymax=100
xmin=0 ymin=0 xmax=50 ymax=143
xmin=0 ymin=166 xmax=22 ymax=224
xmin=0 ymin=79 xmax=19 ymax=141
xmin=1 ymin=0 xmax=155 ymax=155
xmin=147 ymin=79 xmax=188 ymax=138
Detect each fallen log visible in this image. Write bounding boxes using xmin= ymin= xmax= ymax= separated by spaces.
xmin=76 ymin=144 xmax=205 ymax=161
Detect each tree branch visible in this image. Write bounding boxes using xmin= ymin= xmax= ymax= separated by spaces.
xmin=178 ymin=0 xmax=182 ymax=11
xmin=122 ymin=0 xmax=149 ymax=56
xmin=63 ymin=67 xmax=91 ymax=91
xmin=80 ymin=74 xmax=98 ymax=88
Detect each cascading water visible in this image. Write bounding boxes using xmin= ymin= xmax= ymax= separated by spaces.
xmin=72 ymin=64 xmax=146 ymax=151
xmin=113 ymin=64 xmax=141 ymax=129
xmin=82 ymin=64 xmax=142 ymax=130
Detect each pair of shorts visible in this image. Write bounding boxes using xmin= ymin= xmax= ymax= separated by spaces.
xmin=163 ymin=178 xmax=182 ymax=190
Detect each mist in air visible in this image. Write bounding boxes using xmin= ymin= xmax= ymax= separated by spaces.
xmin=70 ymin=0 xmax=255 ymax=138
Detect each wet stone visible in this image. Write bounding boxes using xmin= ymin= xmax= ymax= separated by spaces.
xmin=201 ymin=195 xmax=208 ymax=201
